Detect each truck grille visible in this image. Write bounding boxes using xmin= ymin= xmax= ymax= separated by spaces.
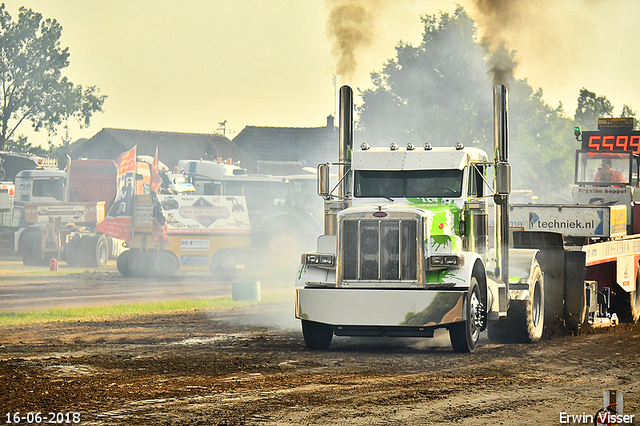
xmin=341 ymin=218 xmax=418 ymax=282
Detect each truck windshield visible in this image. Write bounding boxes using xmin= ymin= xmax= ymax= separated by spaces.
xmin=354 ymin=170 xmax=463 ymax=198
xmin=32 ymin=177 xmax=65 ymax=201
xmin=575 ymin=151 xmax=632 ymax=185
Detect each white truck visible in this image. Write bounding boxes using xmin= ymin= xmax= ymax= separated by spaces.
xmin=12 ymin=159 xmax=120 ymax=268
xmin=295 ymin=85 xmax=640 ymax=353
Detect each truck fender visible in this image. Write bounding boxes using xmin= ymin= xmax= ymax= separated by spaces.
xmin=508 ymin=248 xmax=541 ymax=301
xmin=445 ymin=252 xmax=489 ymax=330
xmin=444 ymin=252 xmax=484 ymax=289
xmin=296 ymin=264 xmax=336 ymax=288
xmin=14 ymin=227 xmax=25 ymax=253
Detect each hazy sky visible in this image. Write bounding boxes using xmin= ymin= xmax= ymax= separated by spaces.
xmin=10 ymin=0 xmax=640 ymax=146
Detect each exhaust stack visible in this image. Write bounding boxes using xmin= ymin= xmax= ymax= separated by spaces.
xmin=323 ymin=85 xmax=353 ymax=235
xmin=493 ymin=84 xmax=511 ymax=286
xmin=338 ymin=85 xmax=353 ymax=200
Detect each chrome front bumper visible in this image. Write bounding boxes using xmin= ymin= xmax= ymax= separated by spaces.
xmin=295 ymin=287 xmax=467 ymax=327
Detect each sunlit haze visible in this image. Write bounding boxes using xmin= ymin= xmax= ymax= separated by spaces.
xmin=11 ymin=0 xmax=640 ymax=147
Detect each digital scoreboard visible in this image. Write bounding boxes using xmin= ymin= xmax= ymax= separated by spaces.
xmin=580 ymin=118 xmax=640 ymax=154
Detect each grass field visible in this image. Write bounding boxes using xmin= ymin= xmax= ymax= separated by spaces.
xmin=0 ymin=257 xmax=295 ymax=326
xmin=0 ymin=290 xmax=294 ymax=327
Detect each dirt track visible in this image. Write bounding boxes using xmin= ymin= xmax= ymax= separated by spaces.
xmin=1 ymin=267 xmax=640 ymax=425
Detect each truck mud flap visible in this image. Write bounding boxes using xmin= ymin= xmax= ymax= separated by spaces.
xmin=564 ymin=250 xmax=587 ymax=331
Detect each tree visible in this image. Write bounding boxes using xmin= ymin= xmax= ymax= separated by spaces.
xmin=574 ymin=88 xmax=613 ymax=129
xmin=0 ymin=5 xmax=106 ymax=151
xmin=4 ymin=133 xmax=48 ymax=155
xmin=621 ymin=105 xmax=636 ymax=118
xmin=358 ymin=7 xmax=492 ymax=148
xmin=357 ymin=6 xmax=574 ymax=201
xmin=620 ymin=104 xmax=639 ymax=130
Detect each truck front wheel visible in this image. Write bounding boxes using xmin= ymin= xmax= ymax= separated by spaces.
xmin=86 ymin=235 xmax=108 ymax=268
xmin=449 ymin=277 xmax=483 ymax=353
xmin=301 ymin=320 xmax=333 ymax=351
xmin=21 ymin=232 xmax=46 ymax=267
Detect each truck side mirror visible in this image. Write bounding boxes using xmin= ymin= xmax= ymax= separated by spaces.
xmin=318 ymin=163 xmax=330 ymax=197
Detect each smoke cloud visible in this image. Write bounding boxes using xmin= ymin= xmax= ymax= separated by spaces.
xmin=468 ymin=0 xmax=528 ymax=86
xmin=325 ymin=0 xmax=384 ymax=81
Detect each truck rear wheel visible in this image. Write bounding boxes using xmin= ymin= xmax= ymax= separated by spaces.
xmin=209 ymin=248 xmax=245 ymax=281
xmin=66 ymin=237 xmax=83 ymax=267
xmin=449 ymin=277 xmax=483 ymax=353
xmin=117 ymin=250 xmax=133 ymax=277
xmin=627 ymin=290 xmax=640 ymax=322
xmin=122 ymin=249 xmax=147 ymax=278
xmin=611 ymin=290 xmax=640 ymax=323
xmin=301 ymin=320 xmax=333 ymax=351
xmin=130 ymin=250 xmax=154 ymax=278
xmin=488 ymin=261 xmax=544 ymax=343
xmin=153 ymin=250 xmax=179 ymax=278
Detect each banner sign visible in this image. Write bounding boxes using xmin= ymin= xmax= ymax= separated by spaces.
xmin=95 ymin=147 xmax=137 ymax=241
xmin=158 ymin=194 xmax=250 ymax=234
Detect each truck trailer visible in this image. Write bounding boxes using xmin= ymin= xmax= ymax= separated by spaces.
xmin=295 ymin=85 xmax=640 ymax=353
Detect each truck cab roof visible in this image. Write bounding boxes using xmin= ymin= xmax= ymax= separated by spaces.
xmin=352 ymin=145 xmax=489 ymax=171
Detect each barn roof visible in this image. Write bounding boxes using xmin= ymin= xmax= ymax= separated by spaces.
xmin=74 ymin=128 xmax=256 ymax=171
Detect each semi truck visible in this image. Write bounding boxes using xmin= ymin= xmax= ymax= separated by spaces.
xmin=179 ymin=158 xmax=323 ymax=278
xmin=13 ymin=159 xmax=121 ymax=267
xmin=104 ymin=153 xmax=252 ymax=279
xmin=295 ymin=85 xmax=640 ymax=353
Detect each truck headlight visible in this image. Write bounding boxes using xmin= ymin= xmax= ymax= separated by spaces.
xmin=303 ymin=253 xmax=335 ymax=267
xmin=429 ymin=255 xmax=463 ymax=268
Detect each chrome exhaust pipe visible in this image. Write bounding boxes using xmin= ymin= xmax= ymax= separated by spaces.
xmin=338 ymin=85 xmax=353 ymax=200
xmin=493 ymin=84 xmax=511 ymax=286
xmin=324 ymin=85 xmax=354 ymax=235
